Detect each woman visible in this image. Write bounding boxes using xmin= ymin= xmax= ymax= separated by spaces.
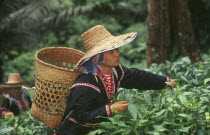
xmin=55 ymin=25 xmax=176 ymax=135
xmin=0 ymin=73 xmax=32 ymax=116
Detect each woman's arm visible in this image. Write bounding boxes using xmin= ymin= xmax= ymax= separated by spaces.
xmin=120 ymin=65 xmax=167 ymax=90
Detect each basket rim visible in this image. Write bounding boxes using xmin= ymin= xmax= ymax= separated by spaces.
xmin=36 ymin=47 xmax=85 ymax=72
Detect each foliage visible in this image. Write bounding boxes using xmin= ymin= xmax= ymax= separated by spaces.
xmin=89 ymin=56 xmax=210 ymax=135
xmin=2 ymin=50 xmax=37 ymax=86
xmin=120 ymin=23 xmax=147 ymax=66
xmin=0 ymin=0 xmax=210 ymax=134
xmin=0 ymin=0 xmax=148 ymax=81
xmin=0 ymin=111 xmax=55 ymax=135
xmin=0 ymin=56 xmax=209 ymax=134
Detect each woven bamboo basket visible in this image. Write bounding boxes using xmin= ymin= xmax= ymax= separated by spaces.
xmin=30 ymin=47 xmax=84 ymax=129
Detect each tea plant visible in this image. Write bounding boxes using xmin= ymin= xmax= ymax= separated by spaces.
xmin=0 ymin=111 xmax=55 ymax=135
xmin=0 ymin=56 xmax=209 ymax=134
xmin=89 ymin=56 xmax=210 ymax=135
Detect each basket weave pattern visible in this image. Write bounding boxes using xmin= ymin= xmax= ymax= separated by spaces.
xmin=30 ymin=47 xmax=84 ymax=128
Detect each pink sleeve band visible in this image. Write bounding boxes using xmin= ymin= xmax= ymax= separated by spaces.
xmin=105 ymin=105 xmax=112 ymax=116
xmin=2 ymin=111 xmax=7 ymax=116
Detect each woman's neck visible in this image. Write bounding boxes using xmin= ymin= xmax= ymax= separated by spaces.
xmin=101 ymin=65 xmax=112 ymax=74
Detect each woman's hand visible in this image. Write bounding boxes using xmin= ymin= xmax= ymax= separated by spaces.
xmin=166 ymin=77 xmax=177 ymax=88
xmin=110 ymin=101 xmax=128 ymax=113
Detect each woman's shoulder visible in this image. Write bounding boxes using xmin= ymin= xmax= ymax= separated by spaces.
xmin=74 ymin=73 xmax=96 ymax=83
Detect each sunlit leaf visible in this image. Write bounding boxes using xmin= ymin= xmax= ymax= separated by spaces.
xmin=153 ymin=125 xmax=167 ymax=132
xmin=204 ymin=78 xmax=210 ymax=84
xmin=128 ymin=104 xmax=138 ymax=120
xmin=178 ymin=126 xmax=190 ymax=132
xmin=178 ymin=114 xmax=193 ymax=120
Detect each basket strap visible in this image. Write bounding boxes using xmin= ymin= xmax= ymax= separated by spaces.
xmin=22 ymin=86 xmax=35 ymax=90
xmin=112 ymin=67 xmax=118 ymax=80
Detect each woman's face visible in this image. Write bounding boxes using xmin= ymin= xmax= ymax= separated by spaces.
xmin=102 ymin=48 xmax=120 ymax=67
xmin=9 ymin=87 xmax=21 ymax=96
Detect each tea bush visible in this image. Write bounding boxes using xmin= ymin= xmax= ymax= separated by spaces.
xmin=0 ymin=111 xmax=55 ymax=135
xmin=90 ymin=56 xmax=210 ymax=135
xmin=0 ymin=56 xmax=209 ymax=135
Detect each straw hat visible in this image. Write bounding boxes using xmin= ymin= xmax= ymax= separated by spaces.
xmin=74 ymin=25 xmax=137 ymax=69
xmin=0 ymin=73 xmax=28 ymax=89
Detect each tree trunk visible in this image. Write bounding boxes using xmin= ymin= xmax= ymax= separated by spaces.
xmin=146 ymin=0 xmax=171 ymax=67
xmin=172 ymin=0 xmax=202 ymax=62
xmin=146 ymin=0 xmax=202 ymax=67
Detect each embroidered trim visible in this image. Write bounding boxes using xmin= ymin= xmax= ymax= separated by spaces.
xmin=71 ymin=83 xmax=100 ymax=93
xmin=98 ymin=71 xmax=115 ymax=100
xmin=69 ymin=117 xmax=95 ymax=127
xmin=118 ymin=64 xmax=124 ymax=87
xmin=105 ymin=105 xmax=112 ymax=116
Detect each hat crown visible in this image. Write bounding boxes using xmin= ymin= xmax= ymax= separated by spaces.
xmin=81 ymin=25 xmax=112 ymax=51
xmin=6 ymin=73 xmax=22 ymax=84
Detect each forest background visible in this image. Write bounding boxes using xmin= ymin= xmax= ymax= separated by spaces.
xmin=0 ymin=0 xmax=210 ymax=84
xmin=0 ymin=0 xmax=210 ymax=134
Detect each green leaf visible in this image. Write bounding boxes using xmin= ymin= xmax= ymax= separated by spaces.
xmin=204 ymin=78 xmax=210 ymax=84
xmin=156 ymin=109 xmax=167 ymax=117
xmin=100 ymin=122 xmax=115 ymax=129
xmin=182 ymin=57 xmax=191 ymax=64
xmin=180 ymin=75 xmax=190 ymax=83
xmin=153 ymin=125 xmax=167 ymax=132
xmin=128 ymin=104 xmax=138 ymax=120
xmin=111 ymin=129 xmax=125 ymax=134
xmin=143 ymin=92 xmax=152 ymax=105
xmin=178 ymin=95 xmax=188 ymax=105
xmin=0 ymin=127 xmax=14 ymax=134
xmin=191 ymin=79 xmax=199 ymax=85
xmin=182 ymin=92 xmax=194 ymax=96
xmin=178 ymin=114 xmax=193 ymax=120
xmin=88 ymin=129 xmax=107 ymax=135
xmin=178 ymin=126 xmax=190 ymax=132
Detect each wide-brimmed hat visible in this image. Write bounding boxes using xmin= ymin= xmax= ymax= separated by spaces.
xmin=74 ymin=25 xmax=137 ymax=69
xmin=0 ymin=73 xmax=28 ymax=89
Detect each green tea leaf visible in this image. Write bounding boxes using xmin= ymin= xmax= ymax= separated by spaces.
xmin=0 ymin=127 xmax=14 ymax=134
xmin=204 ymin=78 xmax=210 ymax=84
xmin=178 ymin=126 xmax=190 ymax=132
xmin=153 ymin=125 xmax=167 ymax=132
xmin=156 ymin=109 xmax=167 ymax=117
xmin=178 ymin=95 xmax=188 ymax=105
xmin=128 ymin=104 xmax=138 ymax=120
xmin=88 ymin=129 xmax=107 ymax=135
xmin=178 ymin=114 xmax=193 ymax=120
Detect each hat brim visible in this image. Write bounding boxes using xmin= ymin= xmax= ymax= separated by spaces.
xmin=74 ymin=32 xmax=137 ymax=69
xmin=0 ymin=81 xmax=28 ymax=89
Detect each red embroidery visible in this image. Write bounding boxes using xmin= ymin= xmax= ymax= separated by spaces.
xmin=105 ymin=105 xmax=112 ymax=116
xmin=71 ymin=83 xmax=100 ymax=93
xmin=99 ymin=71 xmax=115 ymax=100
xmin=18 ymin=99 xmax=27 ymax=111
xmin=69 ymin=117 xmax=95 ymax=127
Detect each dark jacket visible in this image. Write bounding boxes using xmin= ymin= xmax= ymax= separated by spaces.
xmin=0 ymin=89 xmax=32 ymax=116
xmin=56 ymin=65 xmax=167 ymax=135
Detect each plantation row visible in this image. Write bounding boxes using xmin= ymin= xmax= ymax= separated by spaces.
xmin=0 ymin=56 xmax=210 ymax=135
